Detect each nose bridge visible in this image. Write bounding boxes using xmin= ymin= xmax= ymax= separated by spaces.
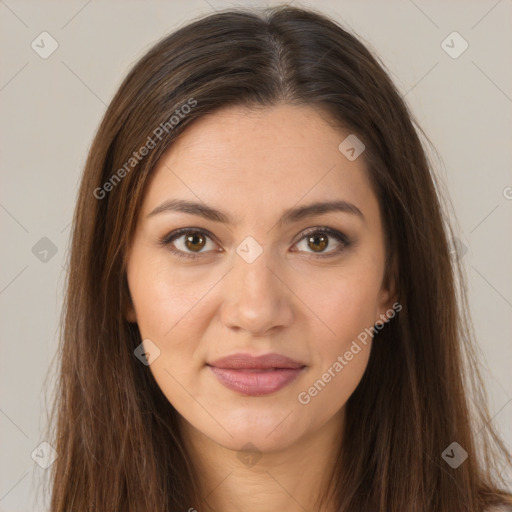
xmin=220 ymin=241 xmax=293 ymax=335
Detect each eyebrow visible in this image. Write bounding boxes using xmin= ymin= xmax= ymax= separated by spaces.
xmin=147 ymin=198 xmax=365 ymax=226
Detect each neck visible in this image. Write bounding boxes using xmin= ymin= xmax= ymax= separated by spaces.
xmin=179 ymin=409 xmax=345 ymax=512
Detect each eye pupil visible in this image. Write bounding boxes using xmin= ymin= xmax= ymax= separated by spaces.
xmin=308 ymin=234 xmax=328 ymax=252
xmin=185 ymin=232 xmax=206 ymax=252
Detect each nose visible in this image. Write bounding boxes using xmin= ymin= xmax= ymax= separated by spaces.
xmin=220 ymin=249 xmax=294 ymax=337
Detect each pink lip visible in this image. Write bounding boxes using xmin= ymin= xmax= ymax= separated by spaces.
xmin=207 ymin=353 xmax=306 ymax=396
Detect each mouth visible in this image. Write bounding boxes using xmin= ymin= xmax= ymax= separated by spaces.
xmin=206 ymin=352 xmax=307 ymax=396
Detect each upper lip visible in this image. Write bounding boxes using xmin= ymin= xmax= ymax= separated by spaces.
xmin=207 ymin=352 xmax=305 ymax=370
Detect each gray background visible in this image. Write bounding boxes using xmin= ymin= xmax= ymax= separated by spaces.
xmin=1 ymin=0 xmax=511 ymax=510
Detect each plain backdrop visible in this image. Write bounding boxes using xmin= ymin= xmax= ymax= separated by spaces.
xmin=0 ymin=1 xmax=511 ymax=510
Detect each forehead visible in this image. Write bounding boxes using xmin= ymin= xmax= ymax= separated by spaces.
xmin=140 ymin=103 xmax=379 ymax=227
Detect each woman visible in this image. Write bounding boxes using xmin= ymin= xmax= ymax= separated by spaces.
xmin=44 ymin=5 xmax=512 ymax=511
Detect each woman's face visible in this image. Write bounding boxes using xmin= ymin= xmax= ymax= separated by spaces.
xmin=125 ymin=103 xmax=395 ymax=453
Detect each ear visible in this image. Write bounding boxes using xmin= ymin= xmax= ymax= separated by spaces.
xmin=125 ymin=299 xmax=137 ymax=323
xmin=122 ymin=276 xmax=138 ymax=323
xmin=375 ymin=253 xmax=399 ymax=326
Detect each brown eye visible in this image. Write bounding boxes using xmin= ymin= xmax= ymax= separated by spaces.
xmin=160 ymin=228 xmax=219 ymax=260
xmin=184 ymin=231 xmax=207 ymax=252
xmin=293 ymin=227 xmax=350 ymax=258
xmin=307 ymin=233 xmax=328 ymax=252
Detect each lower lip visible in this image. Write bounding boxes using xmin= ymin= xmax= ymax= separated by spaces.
xmin=208 ymin=365 xmax=306 ymax=396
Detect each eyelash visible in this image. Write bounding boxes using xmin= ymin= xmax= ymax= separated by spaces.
xmin=158 ymin=226 xmax=351 ymax=260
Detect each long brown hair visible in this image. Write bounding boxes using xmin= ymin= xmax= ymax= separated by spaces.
xmin=43 ymin=5 xmax=512 ymax=511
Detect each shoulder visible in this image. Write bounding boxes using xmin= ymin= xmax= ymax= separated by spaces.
xmin=484 ymin=505 xmax=512 ymax=512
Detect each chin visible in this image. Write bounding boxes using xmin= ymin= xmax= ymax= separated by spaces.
xmin=213 ymin=410 xmax=304 ymax=451
xmin=218 ymin=428 xmax=301 ymax=455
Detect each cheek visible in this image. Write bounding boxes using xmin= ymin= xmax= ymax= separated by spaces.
xmin=129 ymin=268 xmax=207 ymax=407
xmin=293 ymin=265 xmax=380 ymax=402
xmin=295 ymin=283 xmax=375 ymax=420
xmin=298 ymin=261 xmax=383 ymax=347
xmin=127 ymin=257 xmax=212 ymax=401
xmin=128 ymin=252 xmax=210 ymax=341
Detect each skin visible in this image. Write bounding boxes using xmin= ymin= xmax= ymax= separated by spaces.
xmin=125 ymin=103 xmax=396 ymax=512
